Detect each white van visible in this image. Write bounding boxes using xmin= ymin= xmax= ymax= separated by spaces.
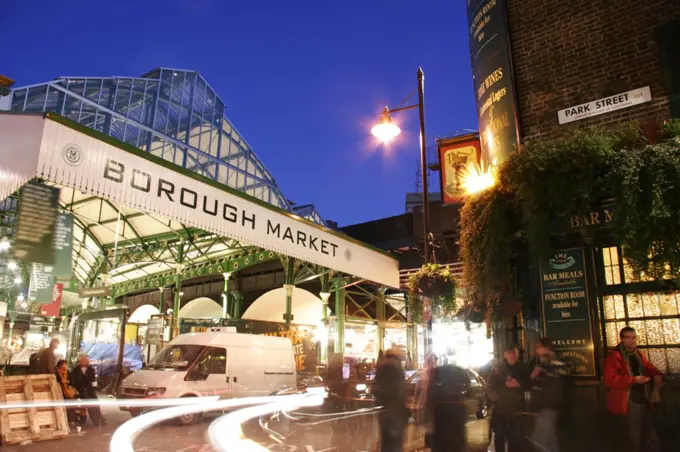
xmin=118 ymin=329 xmax=296 ymax=424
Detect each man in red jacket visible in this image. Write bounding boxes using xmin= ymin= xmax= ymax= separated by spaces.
xmin=604 ymin=326 xmax=662 ymax=452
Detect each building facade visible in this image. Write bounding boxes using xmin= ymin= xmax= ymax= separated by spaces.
xmin=507 ymin=0 xmax=680 ymax=141
xmin=486 ymin=2 xmax=680 ymax=449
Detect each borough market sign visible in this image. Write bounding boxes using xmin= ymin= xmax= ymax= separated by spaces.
xmin=0 ymin=113 xmax=399 ymax=288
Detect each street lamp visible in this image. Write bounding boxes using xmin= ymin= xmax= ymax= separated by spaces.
xmin=371 ymin=67 xmax=435 ymax=358
xmin=371 ymin=67 xmax=431 ymax=263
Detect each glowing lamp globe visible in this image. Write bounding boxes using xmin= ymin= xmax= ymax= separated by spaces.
xmin=371 ymin=110 xmax=401 ymax=143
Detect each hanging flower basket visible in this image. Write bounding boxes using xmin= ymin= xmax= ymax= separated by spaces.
xmin=407 ymin=264 xmax=458 ymax=321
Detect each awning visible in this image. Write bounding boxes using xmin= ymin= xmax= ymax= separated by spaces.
xmin=0 ymin=113 xmax=399 ymax=288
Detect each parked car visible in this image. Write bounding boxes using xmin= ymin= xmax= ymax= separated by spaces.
xmin=406 ymin=367 xmax=489 ymax=419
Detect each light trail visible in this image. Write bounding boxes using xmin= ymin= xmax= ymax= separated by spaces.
xmin=111 ymin=395 xmax=317 ymax=452
xmin=208 ymin=393 xmax=324 ymax=452
xmin=0 ymin=396 xmax=219 ymax=411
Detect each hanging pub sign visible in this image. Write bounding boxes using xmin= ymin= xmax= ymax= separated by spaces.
xmin=28 ymin=263 xmax=56 ymax=304
xmin=438 ymin=134 xmax=481 ymax=204
xmin=539 ymin=248 xmax=596 ymax=377
xmin=13 ymin=182 xmax=59 ymax=265
xmin=467 ymin=0 xmax=520 ymax=166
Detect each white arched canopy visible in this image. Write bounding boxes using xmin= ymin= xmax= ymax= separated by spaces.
xmin=178 ymin=297 xmax=225 ymax=319
xmin=129 ymin=304 xmax=160 ymax=324
xmin=242 ymin=287 xmax=329 ymax=325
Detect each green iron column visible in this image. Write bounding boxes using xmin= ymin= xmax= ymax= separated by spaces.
xmin=222 ymin=273 xmax=232 ymax=319
xmin=6 ymin=294 xmax=15 ymax=344
xmin=158 ymin=287 xmax=165 ymax=313
xmin=232 ymin=291 xmax=244 ymax=320
xmin=172 ymin=241 xmax=184 ymax=339
xmin=376 ymin=287 xmax=386 ymax=354
xmin=319 ymin=273 xmax=330 ymax=364
xmin=334 ymin=282 xmax=346 ymax=354
xmin=284 ymin=258 xmax=295 ymax=328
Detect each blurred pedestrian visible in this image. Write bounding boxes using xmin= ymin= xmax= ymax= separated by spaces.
xmin=488 ymin=346 xmax=528 ymax=452
xmin=604 ymin=327 xmax=662 ymax=452
xmin=374 ymin=349 xmax=407 ymax=452
xmin=35 ymin=338 xmax=59 ymax=374
xmin=530 ymin=338 xmax=568 ymax=452
xmin=426 ymin=364 xmax=468 ymax=452
xmin=324 ymin=354 xmax=348 ymax=447
xmin=70 ymin=354 xmax=106 ymax=426
xmin=55 ymin=359 xmax=85 ymax=425
xmin=413 ymin=353 xmax=436 ymax=425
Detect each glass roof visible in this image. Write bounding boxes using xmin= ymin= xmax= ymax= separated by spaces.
xmin=4 ymin=68 xmax=327 ymax=287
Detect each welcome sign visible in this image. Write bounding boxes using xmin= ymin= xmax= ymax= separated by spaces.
xmin=0 ymin=114 xmax=399 ymax=288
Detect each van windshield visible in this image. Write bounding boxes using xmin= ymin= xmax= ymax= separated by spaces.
xmin=146 ymin=345 xmax=205 ymax=371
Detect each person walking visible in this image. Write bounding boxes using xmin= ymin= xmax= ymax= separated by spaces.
xmin=426 ymin=364 xmax=468 ymax=452
xmin=604 ymin=326 xmax=662 ymax=452
xmin=373 ymin=349 xmax=407 ymax=452
xmin=34 ymin=338 xmax=59 ymax=374
xmin=488 ymin=346 xmax=529 ymax=452
xmin=70 ymin=355 xmax=106 ymax=426
xmin=530 ymin=338 xmax=568 ymax=452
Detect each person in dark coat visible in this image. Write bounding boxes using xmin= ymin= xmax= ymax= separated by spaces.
xmin=488 ymin=346 xmax=529 ymax=452
xmin=427 ymin=365 xmax=468 ymax=452
xmin=530 ymin=338 xmax=568 ymax=452
xmin=373 ymin=349 xmax=407 ymax=452
xmin=70 ymin=355 xmax=106 ymax=426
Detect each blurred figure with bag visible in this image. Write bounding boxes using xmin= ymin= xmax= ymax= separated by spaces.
xmin=488 ymin=346 xmax=529 ymax=452
xmin=530 ymin=338 xmax=568 ymax=452
xmin=374 ymin=349 xmax=407 ymax=452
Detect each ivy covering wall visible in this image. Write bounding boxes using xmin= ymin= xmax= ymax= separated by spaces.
xmin=460 ymin=120 xmax=680 ymax=319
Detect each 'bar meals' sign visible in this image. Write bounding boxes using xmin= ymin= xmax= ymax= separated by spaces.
xmin=557 ymin=86 xmax=652 ymax=125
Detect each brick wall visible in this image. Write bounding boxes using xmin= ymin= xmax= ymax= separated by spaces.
xmin=506 ymin=0 xmax=680 ymax=141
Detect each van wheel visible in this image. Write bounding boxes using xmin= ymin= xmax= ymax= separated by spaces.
xmin=176 ymin=395 xmax=201 ymax=426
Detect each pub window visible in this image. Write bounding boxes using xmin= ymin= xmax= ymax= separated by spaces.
xmin=656 ymin=19 xmax=680 ymax=118
xmin=602 ymin=246 xmax=621 ymax=285
xmin=600 ymin=247 xmax=680 ymax=374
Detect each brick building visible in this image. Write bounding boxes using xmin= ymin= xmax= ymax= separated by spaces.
xmin=507 ymin=0 xmax=680 ymax=141
xmin=487 ymin=2 xmax=680 ymax=450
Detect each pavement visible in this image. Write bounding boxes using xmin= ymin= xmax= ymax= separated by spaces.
xmin=1 ymin=402 xmax=490 ymax=452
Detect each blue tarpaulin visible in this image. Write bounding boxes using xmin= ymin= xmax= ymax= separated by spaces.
xmin=79 ymin=342 xmax=144 ymax=376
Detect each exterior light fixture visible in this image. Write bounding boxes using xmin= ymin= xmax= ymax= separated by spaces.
xmin=7 ymin=261 xmax=16 ymax=270
xmin=0 ymin=239 xmax=10 ymax=252
xmin=14 ymin=277 xmax=22 ymax=285
xmin=371 ymin=107 xmax=401 ymax=143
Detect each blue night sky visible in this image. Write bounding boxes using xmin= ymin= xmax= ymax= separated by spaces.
xmin=2 ymin=0 xmax=477 ymax=226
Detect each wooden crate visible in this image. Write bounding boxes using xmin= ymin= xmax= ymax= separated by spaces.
xmin=0 ymin=374 xmax=69 ymax=445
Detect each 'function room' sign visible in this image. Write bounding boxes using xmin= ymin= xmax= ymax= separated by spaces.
xmin=540 ymin=248 xmax=596 ymax=377
xmin=557 ymin=86 xmax=652 ymax=125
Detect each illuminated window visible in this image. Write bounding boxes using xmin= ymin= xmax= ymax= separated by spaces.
xmin=600 ymin=247 xmax=680 ymax=374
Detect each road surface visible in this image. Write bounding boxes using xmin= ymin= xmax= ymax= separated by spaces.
xmin=3 ymin=403 xmax=489 ymax=452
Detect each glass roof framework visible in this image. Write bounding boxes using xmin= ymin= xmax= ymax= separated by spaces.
xmin=5 ymin=68 xmax=328 ymax=289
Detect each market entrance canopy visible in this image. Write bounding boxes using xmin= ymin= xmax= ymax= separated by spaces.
xmin=0 ymin=113 xmax=399 ymax=288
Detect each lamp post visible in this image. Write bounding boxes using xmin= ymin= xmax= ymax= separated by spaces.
xmin=371 ymin=67 xmax=431 ymax=263
xmin=371 ymin=67 xmax=433 ymax=358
